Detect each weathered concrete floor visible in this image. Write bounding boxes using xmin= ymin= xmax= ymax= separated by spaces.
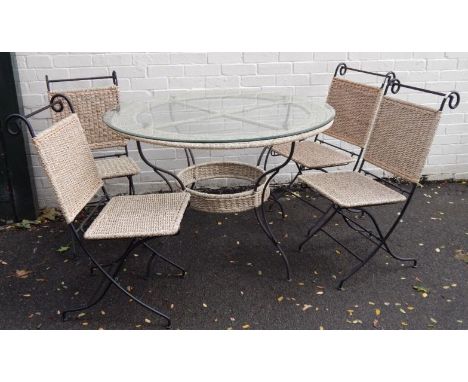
xmin=0 ymin=181 xmax=466 ymax=330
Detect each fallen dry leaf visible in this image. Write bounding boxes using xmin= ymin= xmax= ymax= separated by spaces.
xmin=413 ymin=285 xmax=430 ymax=297
xmin=15 ymin=269 xmax=32 ymax=279
xmin=375 ymin=308 xmax=381 ymax=316
xmin=454 ymin=249 xmax=468 ymax=263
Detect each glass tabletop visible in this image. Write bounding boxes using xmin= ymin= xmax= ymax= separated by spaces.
xmin=103 ymin=90 xmax=335 ymax=148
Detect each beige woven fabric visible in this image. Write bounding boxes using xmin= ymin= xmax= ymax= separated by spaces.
xmin=299 ymin=172 xmax=406 ymax=208
xmin=325 ymin=78 xmax=383 ymax=148
xmin=364 ymin=97 xmax=441 ymax=183
xmin=272 ymin=141 xmax=353 ymax=169
xmin=32 ymin=114 xmax=103 ymax=224
xmin=95 ymin=156 xmax=140 ymax=179
xmin=48 ymin=86 xmax=126 ymax=150
xmin=177 ymin=162 xmax=270 ymax=213
xmin=84 ymin=192 xmax=190 ymax=239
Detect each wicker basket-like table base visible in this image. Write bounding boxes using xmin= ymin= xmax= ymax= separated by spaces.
xmin=177 ymin=161 xmax=270 ymax=214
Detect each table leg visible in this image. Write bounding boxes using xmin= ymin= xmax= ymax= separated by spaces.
xmin=253 ymin=142 xmax=296 ymax=281
xmin=136 ymin=141 xmax=185 ymax=191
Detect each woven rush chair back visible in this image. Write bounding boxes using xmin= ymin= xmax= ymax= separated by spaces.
xmin=325 ymin=77 xmax=383 ymax=148
xmin=363 ymin=96 xmax=441 ymax=183
xmin=48 ymin=85 xmax=125 ymax=150
xmin=33 ymin=114 xmax=103 ymax=223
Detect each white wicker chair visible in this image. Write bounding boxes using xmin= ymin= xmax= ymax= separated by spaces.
xmin=297 ymin=80 xmax=460 ymax=289
xmin=5 ymin=96 xmax=189 ymax=327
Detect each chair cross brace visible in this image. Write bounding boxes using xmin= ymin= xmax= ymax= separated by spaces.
xmin=63 ymin=224 xmax=186 ymax=328
xmin=298 ymin=183 xmax=417 ymax=289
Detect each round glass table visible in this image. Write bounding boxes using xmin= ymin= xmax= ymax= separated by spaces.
xmin=104 ymin=90 xmax=335 ymax=280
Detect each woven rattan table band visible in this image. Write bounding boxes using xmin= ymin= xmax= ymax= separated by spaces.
xmin=177 ymin=162 xmax=270 ymax=213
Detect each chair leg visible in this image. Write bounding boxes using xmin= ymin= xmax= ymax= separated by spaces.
xmin=287 ymin=163 xmax=303 ymax=188
xmin=101 ymin=186 xmax=111 ymax=201
xmin=337 ymin=243 xmax=382 ymax=290
xmin=69 ymin=226 xmax=78 ymax=259
xmin=64 ymin=230 xmax=172 ymax=327
xmin=299 ymin=205 xmax=337 ymax=252
xmin=143 ymin=242 xmax=186 ymax=278
xmin=337 ymin=207 xmax=417 ymax=289
xmin=128 ymin=176 xmax=135 ymax=195
xmin=263 ymin=147 xmax=273 ymax=170
xmin=268 ymin=191 xmax=286 ymax=218
xmin=63 ymin=238 xmax=136 ymax=320
xmin=362 ymin=208 xmax=417 ymax=267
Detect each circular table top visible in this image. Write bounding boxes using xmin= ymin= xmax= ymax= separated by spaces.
xmin=103 ymin=90 xmax=335 ymax=149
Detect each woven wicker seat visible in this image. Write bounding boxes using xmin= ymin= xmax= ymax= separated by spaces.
xmin=299 ymin=172 xmax=406 ymax=208
xmin=273 ymin=141 xmax=353 ymax=169
xmin=84 ymin=193 xmax=190 ymax=239
xmin=95 ymin=156 xmax=140 ymax=180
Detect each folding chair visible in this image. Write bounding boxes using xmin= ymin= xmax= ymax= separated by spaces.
xmin=46 ymin=71 xmax=139 ymax=196
xmin=4 ymin=95 xmax=190 ymax=327
xmin=297 ymin=79 xmax=460 ymax=289
xmin=258 ymin=63 xmax=395 ymax=188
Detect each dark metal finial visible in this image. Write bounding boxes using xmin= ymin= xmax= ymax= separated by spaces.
xmin=334 ymin=63 xmax=347 ymax=77
xmin=439 ymin=91 xmax=460 ymax=111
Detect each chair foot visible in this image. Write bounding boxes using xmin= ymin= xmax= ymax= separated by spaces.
xmin=143 ymin=243 xmax=186 ymax=279
xmin=388 ymin=251 xmax=418 ymax=267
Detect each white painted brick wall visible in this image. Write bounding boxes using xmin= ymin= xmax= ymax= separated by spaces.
xmin=11 ymin=52 xmax=468 ymax=208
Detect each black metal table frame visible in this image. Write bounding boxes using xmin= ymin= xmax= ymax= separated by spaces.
xmin=135 ymin=140 xmax=298 ymax=281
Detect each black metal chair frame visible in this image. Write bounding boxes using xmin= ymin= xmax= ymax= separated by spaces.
xmin=4 ymin=95 xmax=188 ymax=328
xmin=297 ymin=79 xmax=460 ymax=289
